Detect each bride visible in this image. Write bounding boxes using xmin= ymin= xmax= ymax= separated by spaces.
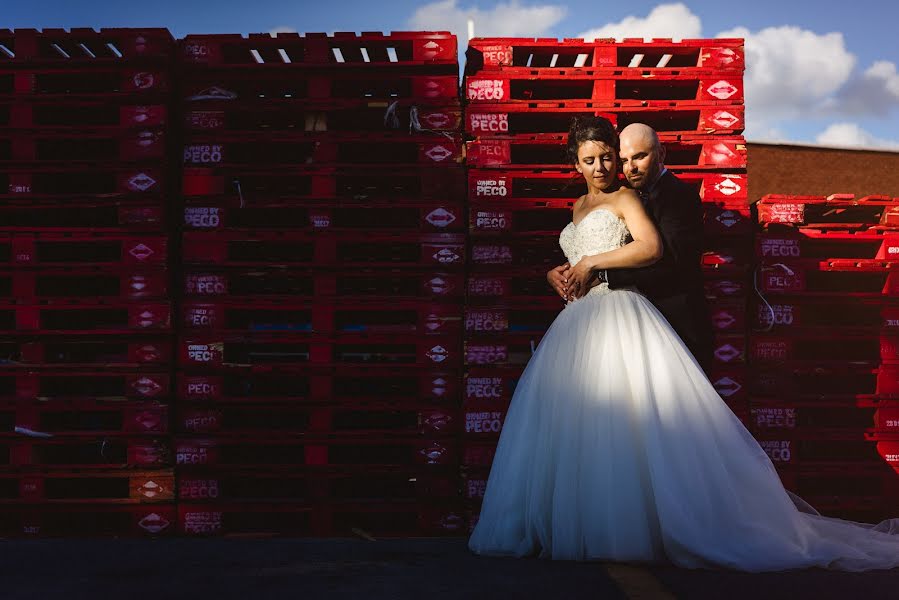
xmin=468 ymin=116 xmax=899 ymax=572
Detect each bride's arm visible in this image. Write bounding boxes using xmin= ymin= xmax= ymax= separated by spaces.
xmin=567 ymin=191 xmax=662 ymax=294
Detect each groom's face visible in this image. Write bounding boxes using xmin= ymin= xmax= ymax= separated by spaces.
xmin=619 ymin=135 xmax=663 ymax=190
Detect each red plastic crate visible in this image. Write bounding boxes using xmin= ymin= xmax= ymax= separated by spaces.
xmin=465 ymin=71 xmax=743 ymax=105
xmin=750 ymin=364 xmax=899 ymax=401
xmin=466 ymin=169 xmax=746 ymax=203
xmin=750 ymin=332 xmax=899 ymax=365
xmin=708 ymin=300 xmax=746 ymax=333
xmin=0 ymin=371 xmax=170 ymax=401
xmin=464 ymin=304 xmax=562 ymax=336
xmin=748 ymin=401 xmax=876 ymax=434
xmin=0 ymin=338 xmax=171 ymax=368
xmin=182 ymin=165 xmax=465 ymax=200
xmin=465 ymin=103 xmax=744 ymax=136
xmin=0 ymin=469 xmax=174 ymax=504
xmin=176 ymin=467 xmax=459 ymax=503
xmin=179 ymin=335 xmax=462 ymax=369
xmin=0 ymin=504 xmax=176 ymax=537
xmin=182 ymin=202 xmax=465 ymax=233
xmin=175 ymin=402 xmax=459 ymax=436
xmin=466 ymin=37 xmax=744 ymax=71
xmin=0 ymin=203 xmax=166 ymax=232
xmin=0 ymin=268 xmax=167 ymax=300
xmin=0 ymin=301 xmax=170 ymax=333
xmin=0 ymin=68 xmax=170 ymax=98
xmin=465 ymin=339 xmax=542 ymax=367
xmin=0 ymin=28 xmax=175 ymax=63
xmin=0 ymin=437 xmax=171 ymax=469
xmin=174 ymin=436 xmax=458 ymax=468
xmin=712 ymin=334 xmax=747 ymax=366
xmin=0 ymin=399 xmax=168 ymax=436
xmin=757 ymin=194 xmax=899 ymax=228
xmin=757 ymin=229 xmax=899 ymax=261
xmin=181 ymin=32 xmax=457 ymax=67
xmin=469 ymin=237 xmax=566 ymax=268
xmin=753 ymin=297 xmax=899 ymax=332
xmin=184 ymin=102 xmax=461 ymax=133
xmin=182 ymin=133 xmax=462 ymax=168
xmin=466 ymin=135 xmax=747 ymax=170
xmin=182 ymin=231 xmax=465 ymax=268
xmin=468 ymin=199 xmax=573 ymax=236
xmin=181 ymin=300 xmax=461 ymax=336
xmin=1 ymin=166 xmax=164 ymax=198
xmin=0 ymin=129 xmax=165 ymax=162
xmin=0 ymin=101 xmax=167 ymax=130
xmin=183 ymin=268 xmax=465 ymax=301
xmin=755 ymin=430 xmax=882 ymax=467
xmin=709 ymin=369 xmax=748 ymax=403
xmin=703 ymin=202 xmax=752 ymax=236
xmin=701 ymin=244 xmax=753 ymax=274
xmin=703 ymin=273 xmax=751 ymax=301
xmin=466 ymin=269 xmax=563 ymax=302
xmin=757 ymin=261 xmax=899 ymax=296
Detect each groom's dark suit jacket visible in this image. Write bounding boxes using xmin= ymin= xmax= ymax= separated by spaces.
xmin=606 ymin=170 xmax=714 ymax=368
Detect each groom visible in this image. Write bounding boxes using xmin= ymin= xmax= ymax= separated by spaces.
xmin=547 ymin=123 xmax=713 ymax=368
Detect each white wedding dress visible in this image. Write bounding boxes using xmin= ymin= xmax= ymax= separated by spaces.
xmin=468 ymin=207 xmax=899 ymax=571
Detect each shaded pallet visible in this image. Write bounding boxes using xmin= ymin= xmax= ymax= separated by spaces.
xmin=0 ymin=68 xmax=170 ymax=98
xmin=184 ymin=268 xmax=465 ymax=301
xmin=0 ymin=399 xmax=168 ymax=436
xmin=182 ymin=231 xmax=465 ymax=268
xmin=757 ymin=229 xmax=899 ymax=261
xmin=753 ymin=297 xmax=899 ymax=332
xmin=466 ymin=268 xmax=567 ymax=301
xmin=465 ymin=71 xmax=743 ymax=105
xmin=465 ymin=103 xmax=744 ymax=136
xmin=0 ymin=203 xmax=166 ymax=231
xmin=0 ymin=469 xmax=173 ymax=503
xmin=757 ymin=261 xmax=899 ymax=296
xmin=466 ymin=135 xmax=746 ymax=170
xmin=0 ymin=503 xmax=176 ymax=537
xmin=0 ymin=437 xmax=171 ymax=468
xmin=757 ymin=194 xmax=899 ymax=228
xmin=0 ymin=129 xmax=165 ymax=162
xmin=0 ymin=28 xmax=175 ymax=63
xmin=0 ymin=301 xmax=171 ymax=333
xmin=179 ymin=335 xmax=462 ymax=369
xmin=181 ymin=32 xmax=457 ymax=68
xmin=750 ymin=364 xmax=899 ymax=400
xmin=0 ymin=338 xmax=171 ymax=368
xmin=1 ymin=233 xmax=164 ymax=266
xmin=0 ymin=371 xmax=171 ymax=401
xmin=182 ymin=202 xmax=465 ymax=233
xmin=0 ymin=268 xmax=168 ymax=300
xmin=755 ymin=430 xmax=882 ymax=467
xmin=1 ymin=166 xmax=164 ymax=198
xmin=750 ymin=333 xmax=899 ymax=365
xmin=0 ymin=101 xmax=167 ymax=130
xmin=465 ymin=37 xmax=744 ymax=72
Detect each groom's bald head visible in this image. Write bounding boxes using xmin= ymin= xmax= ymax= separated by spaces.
xmin=619 ymin=123 xmax=665 ymax=190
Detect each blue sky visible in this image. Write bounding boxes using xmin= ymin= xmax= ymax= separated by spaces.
xmin=6 ymin=1 xmax=899 ymax=149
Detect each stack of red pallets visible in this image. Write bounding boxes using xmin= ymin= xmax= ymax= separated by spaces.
xmin=461 ymin=37 xmax=749 ymax=528
xmin=751 ymin=194 xmax=899 ymax=521
xmin=0 ymin=28 xmax=177 ymax=537
xmin=175 ymin=32 xmax=466 ymax=536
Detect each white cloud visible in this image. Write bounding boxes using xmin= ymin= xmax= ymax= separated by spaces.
xmin=407 ymin=0 xmax=567 ymax=39
xmin=815 ymin=122 xmax=899 ymax=150
xmin=578 ymin=3 xmax=702 ymax=42
xmin=830 ymin=60 xmax=899 ymax=117
xmin=269 ymin=27 xmax=297 ymax=36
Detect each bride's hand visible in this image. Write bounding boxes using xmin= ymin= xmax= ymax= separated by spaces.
xmin=567 ymin=259 xmax=597 ymax=299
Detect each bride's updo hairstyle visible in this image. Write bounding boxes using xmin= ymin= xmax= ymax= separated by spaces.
xmin=566 ymin=116 xmax=619 ymax=165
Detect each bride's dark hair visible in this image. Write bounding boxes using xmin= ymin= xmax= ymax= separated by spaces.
xmin=566 ymin=116 xmax=619 ymax=165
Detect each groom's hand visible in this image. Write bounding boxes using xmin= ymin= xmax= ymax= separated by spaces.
xmin=547 ymin=263 xmax=570 ymax=300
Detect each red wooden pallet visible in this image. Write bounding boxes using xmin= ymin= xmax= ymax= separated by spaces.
xmin=0 ymin=338 xmax=171 ymax=369
xmin=708 ymin=300 xmax=747 ymax=333
xmin=177 ymin=467 xmax=459 ymax=503
xmin=0 ymin=437 xmax=171 ymax=468
xmin=181 ymin=32 xmax=457 ymax=67
xmin=182 ymin=202 xmax=465 ymax=233
xmin=468 ymin=237 xmax=566 ymax=267
xmin=174 ymin=436 xmax=458 ymax=468
xmin=466 ymin=135 xmax=747 ymax=170
xmin=1 ymin=268 xmax=168 ymax=300
xmin=175 ymin=402 xmax=459 ymax=436
xmin=0 ymin=101 xmax=167 ymax=130
xmin=182 ymin=72 xmax=458 ymax=104
xmin=182 ymin=165 xmax=465 ymax=200
xmin=465 ymin=71 xmax=743 ymax=105
xmin=0 ymin=28 xmax=175 ymax=63
xmin=184 ymin=102 xmax=461 ymax=134
xmin=182 ymin=231 xmax=465 ymax=268
xmin=753 ymin=297 xmax=899 ymax=332
xmin=0 ymin=504 xmax=176 ymax=537
xmin=181 ymin=300 xmax=462 ymax=336
xmin=0 ymin=399 xmax=168 ymax=436
xmin=466 ymin=268 xmax=565 ymax=301
xmin=709 ymin=369 xmax=748 ymax=403
xmin=750 ymin=364 xmax=899 ymax=400
xmin=757 ymin=260 xmax=899 ymax=296
xmin=467 ymin=169 xmax=747 ymax=203
xmin=0 ymin=68 xmax=170 ymax=98
xmin=182 ymin=134 xmax=462 ymax=168
xmin=184 ymin=268 xmax=465 ymax=301
xmin=466 ymin=37 xmax=744 ymax=71
xmin=755 ymin=430 xmax=882 ymax=468
xmin=1 ymin=166 xmax=164 ymax=198
xmin=465 ymin=103 xmax=744 ymax=136
xmin=703 ymin=273 xmax=751 ymax=301
xmin=757 ymin=229 xmax=899 ymax=261
xmin=750 ymin=333 xmax=899 ymax=365
xmin=463 ymin=304 xmax=564 ymax=336
xmin=0 ymin=203 xmax=166 ymax=232
xmin=179 ymin=335 xmax=462 ymax=369
xmin=177 ymin=502 xmax=464 ymax=537
xmin=0 ymin=129 xmax=165 ymax=162
xmin=0 ymin=372 xmax=170 ymax=401
xmin=0 ymin=301 xmax=170 ymax=333
xmin=757 ymin=194 xmax=899 ymax=228
xmin=0 ymin=469 xmax=174 ymax=504
xmin=748 ymin=402 xmax=876 ymax=434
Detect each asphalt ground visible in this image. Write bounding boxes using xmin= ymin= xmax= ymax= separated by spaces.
xmin=3 ymin=537 xmax=899 ymax=600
